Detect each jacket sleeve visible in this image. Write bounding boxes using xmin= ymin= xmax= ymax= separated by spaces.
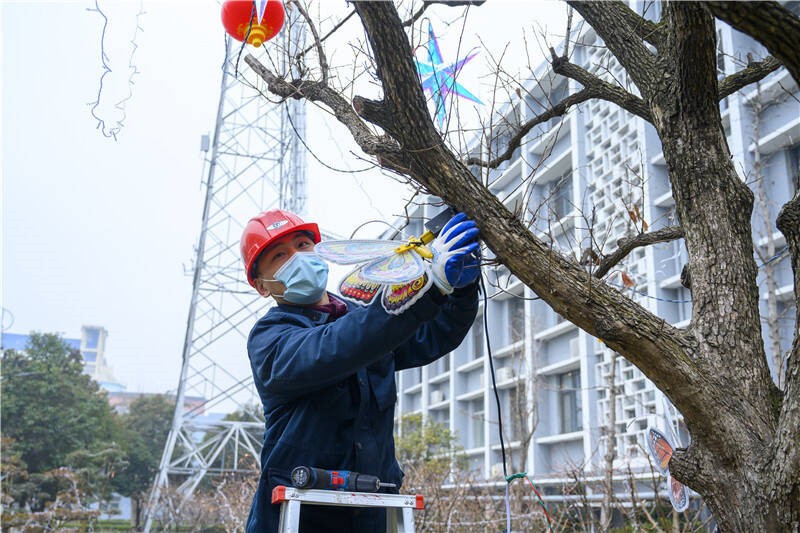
xmin=393 ymin=281 xmax=480 ymax=370
xmin=248 ymin=290 xmax=444 ymax=400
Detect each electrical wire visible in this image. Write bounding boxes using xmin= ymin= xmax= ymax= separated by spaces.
xmin=234 ymin=3 xmax=256 ymax=77
xmin=88 ymin=0 xmax=144 ymax=140
xmin=480 ymin=273 xmax=519 ymax=532
xmin=524 ymin=475 xmax=554 ymax=531
xmin=502 ymin=473 xmax=554 ymax=532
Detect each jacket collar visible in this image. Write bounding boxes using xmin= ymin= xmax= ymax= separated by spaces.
xmin=275 ymin=302 xmax=329 ymax=325
xmin=274 ymin=293 xmax=352 ymax=326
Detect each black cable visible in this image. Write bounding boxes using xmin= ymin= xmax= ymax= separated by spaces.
xmin=480 ymin=274 xmax=509 ymax=479
xmin=235 ymin=2 xmax=256 ymax=77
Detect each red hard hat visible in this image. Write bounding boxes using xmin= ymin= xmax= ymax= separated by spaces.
xmin=241 ymin=209 xmax=321 ymax=287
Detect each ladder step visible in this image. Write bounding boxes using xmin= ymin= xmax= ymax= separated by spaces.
xmin=272 ymin=486 xmax=424 ymax=533
xmin=272 ymin=486 xmax=424 ymax=509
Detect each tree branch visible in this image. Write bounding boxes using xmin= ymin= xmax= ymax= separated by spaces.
xmin=718 ymin=56 xmax=782 ymax=100
xmin=594 ymin=226 xmax=684 ymax=279
xmin=296 ymin=10 xmax=356 ymax=62
xmin=613 ymin=1 xmax=665 ymax=48
xmin=466 ymin=49 xmax=653 ymax=170
xmin=464 ymin=86 xmax=598 ymax=168
xmin=403 ymin=0 xmax=487 ymax=27
xmin=701 ymin=1 xmax=800 ymax=86
xmin=550 ymin=48 xmax=652 ymax=121
xmin=290 ymin=0 xmax=329 ymax=84
xmin=566 ymin=1 xmax=658 ymax=97
xmin=244 ymin=54 xmax=401 ymax=158
xmin=771 ymin=193 xmax=800 ymax=506
xmin=352 ymin=3 xmax=442 ymax=151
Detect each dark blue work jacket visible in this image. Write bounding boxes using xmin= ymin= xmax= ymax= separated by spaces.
xmin=245 ymin=283 xmax=479 ymax=532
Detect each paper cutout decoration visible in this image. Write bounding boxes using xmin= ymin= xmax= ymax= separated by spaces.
xmin=382 ymin=274 xmax=433 ymax=314
xmin=414 ymin=22 xmax=482 ymax=127
xmin=646 ymin=427 xmax=689 ymax=513
xmin=339 ymin=266 xmax=382 ymax=306
xmin=647 ymin=427 xmax=673 ymax=475
xmin=669 ymin=476 xmax=690 ymax=513
xmin=316 ymin=237 xmax=436 ymax=315
xmin=361 ymin=250 xmax=427 ymax=284
xmin=314 ymin=240 xmax=398 ymax=265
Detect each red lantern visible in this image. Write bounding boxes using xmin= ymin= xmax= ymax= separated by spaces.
xmin=221 ymin=0 xmax=285 ymax=48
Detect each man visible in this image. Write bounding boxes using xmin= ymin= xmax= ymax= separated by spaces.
xmin=240 ymin=208 xmax=481 ymax=532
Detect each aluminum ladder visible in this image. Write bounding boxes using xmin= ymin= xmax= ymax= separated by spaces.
xmin=272 ymin=485 xmax=423 ymax=532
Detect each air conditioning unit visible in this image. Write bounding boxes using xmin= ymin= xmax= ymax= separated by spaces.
xmin=570 ymin=337 xmax=581 ymax=359
xmin=430 ymin=390 xmax=445 ymax=404
xmin=496 ymin=367 xmax=515 ymax=382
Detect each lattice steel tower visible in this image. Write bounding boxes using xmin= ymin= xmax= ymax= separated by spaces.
xmin=144 ymin=24 xmax=306 ymax=530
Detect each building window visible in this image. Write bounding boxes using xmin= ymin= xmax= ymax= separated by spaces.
xmin=431 ymin=354 xmax=450 ymax=375
xmin=468 ymin=399 xmax=485 ymax=448
xmin=549 ymin=173 xmax=574 ymax=221
xmin=558 ymin=370 xmax=583 ymax=433
xmin=509 ymin=297 xmax=525 ymax=343
xmin=504 ymin=385 xmax=528 ymax=441
xmin=84 ymin=328 xmax=100 ymax=350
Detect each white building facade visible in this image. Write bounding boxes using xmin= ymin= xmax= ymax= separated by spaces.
xmin=393 ymin=15 xmax=798 ymax=507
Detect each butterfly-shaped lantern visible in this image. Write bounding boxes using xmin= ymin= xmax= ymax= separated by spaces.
xmin=316 ymin=211 xmax=456 ymax=315
xmin=647 ymin=427 xmax=690 ymax=512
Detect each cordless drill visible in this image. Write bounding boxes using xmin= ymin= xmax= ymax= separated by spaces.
xmin=290 ymin=466 xmax=396 ymax=493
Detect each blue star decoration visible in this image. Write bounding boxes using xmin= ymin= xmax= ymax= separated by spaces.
xmin=415 ymin=22 xmax=483 ymax=127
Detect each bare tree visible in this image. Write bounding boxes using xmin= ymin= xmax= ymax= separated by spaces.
xmin=751 ymin=80 xmax=789 ymax=388
xmin=243 ymin=1 xmax=800 ymax=530
xmin=600 ymin=351 xmax=618 ymax=532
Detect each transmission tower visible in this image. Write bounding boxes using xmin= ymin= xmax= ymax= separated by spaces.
xmin=143 ymin=24 xmax=306 ymax=530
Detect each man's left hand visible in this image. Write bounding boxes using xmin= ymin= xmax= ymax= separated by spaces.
xmin=429 ymin=212 xmax=482 ymax=294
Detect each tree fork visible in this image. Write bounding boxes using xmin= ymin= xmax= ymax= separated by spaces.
xmin=351 ymin=0 xmax=699 ymax=420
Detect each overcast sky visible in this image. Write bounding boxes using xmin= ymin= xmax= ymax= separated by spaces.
xmin=2 ymin=1 xmax=566 ymax=396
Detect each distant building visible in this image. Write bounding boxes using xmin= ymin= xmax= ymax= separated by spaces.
xmin=2 ymin=325 xmax=125 ymax=392
xmin=79 ymin=325 xmax=126 ymax=392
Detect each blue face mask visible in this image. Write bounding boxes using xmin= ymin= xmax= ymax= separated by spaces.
xmin=265 ymin=252 xmax=329 ymax=305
